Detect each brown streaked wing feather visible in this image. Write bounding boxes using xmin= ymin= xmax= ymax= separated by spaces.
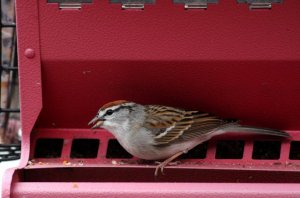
xmin=144 ymin=105 xmax=185 ymax=129
xmin=180 ymin=114 xmax=226 ymax=141
xmin=145 ymin=107 xmax=228 ymax=145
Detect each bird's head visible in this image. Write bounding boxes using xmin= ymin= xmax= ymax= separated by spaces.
xmin=88 ymin=100 xmax=144 ymax=131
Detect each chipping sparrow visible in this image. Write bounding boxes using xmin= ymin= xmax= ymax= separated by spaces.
xmin=89 ymin=100 xmax=290 ymax=176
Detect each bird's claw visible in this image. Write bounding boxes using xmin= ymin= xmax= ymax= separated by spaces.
xmin=155 ymin=163 xmax=167 ymax=176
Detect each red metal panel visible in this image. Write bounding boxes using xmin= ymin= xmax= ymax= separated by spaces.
xmin=35 ymin=0 xmax=300 ymax=129
xmin=39 ymin=1 xmax=300 ymax=61
xmin=15 ymin=0 xmax=42 ymax=166
xmin=37 ymin=62 xmax=300 ymax=129
xmin=11 ymin=183 xmax=300 ymax=198
xmin=2 ymin=0 xmax=300 ymax=197
xmin=2 ymin=0 xmax=43 ymax=197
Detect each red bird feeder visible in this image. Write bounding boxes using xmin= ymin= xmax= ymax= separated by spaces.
xmin=2 ymin=0 xmax=300 ymax=197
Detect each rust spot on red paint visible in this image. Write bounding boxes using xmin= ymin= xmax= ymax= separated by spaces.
xmin=72 ymin=183 xmax=79 ymax=188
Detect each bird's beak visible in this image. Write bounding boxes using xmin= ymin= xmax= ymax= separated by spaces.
xmin=88 ymin=117 xmax=105 ymax=129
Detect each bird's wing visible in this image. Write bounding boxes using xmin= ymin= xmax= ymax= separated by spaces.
xmin=144 ymin=105 xmax=229 ymax=146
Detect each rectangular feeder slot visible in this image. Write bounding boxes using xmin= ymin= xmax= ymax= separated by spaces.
xmin=70 ymin=139 xmax=100 ymax=158
xmin=252 ymin=141 xmax=281 ymax=160
xmin=215 ymin=140 xmax=245 ymax=159
xmin=34 ymin=138 xmax=64 ymax=158
xmin=106 ymin=139 xmax=133 ymax=159
xmin=289 ymin=141 xmax=300 ymax=160
xmin=180 ymin=141 xmax=208 ymax=159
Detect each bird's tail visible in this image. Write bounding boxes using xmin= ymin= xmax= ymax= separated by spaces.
xmin=221 ymin=124 xmax=291 ymax=138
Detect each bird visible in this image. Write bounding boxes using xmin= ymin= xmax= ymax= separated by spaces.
xmin=89 ymin=100 xmax=290 ymax=176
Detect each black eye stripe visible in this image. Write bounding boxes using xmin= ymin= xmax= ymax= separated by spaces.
xmin=103 ymin=105 xmax=133 ymax=117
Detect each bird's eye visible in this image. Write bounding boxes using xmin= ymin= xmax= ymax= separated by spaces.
xmin=106 ymin=109 xmax=113 ymax=116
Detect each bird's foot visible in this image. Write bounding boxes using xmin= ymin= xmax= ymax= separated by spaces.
xmin=154 ymin=150 xmax=187 ymax=176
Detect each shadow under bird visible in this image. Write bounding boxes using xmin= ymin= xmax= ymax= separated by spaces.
xmin=89 ymin=100 xmax=290 ymax=176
